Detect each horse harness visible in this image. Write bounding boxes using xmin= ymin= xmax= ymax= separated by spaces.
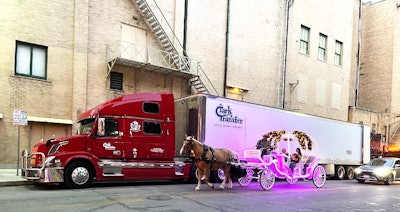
xmin=185 ymin=138 xmax=228 ymax=167
xmin=195 ymin=144 xmax=216 ymax=164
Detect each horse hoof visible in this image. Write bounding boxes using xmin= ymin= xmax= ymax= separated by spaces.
xmin=195 ymin=187 xmax=200 ymax=191
xmin=218 ymin=186 xmax=224 ymax=190
xmin=227 ymin=186 xmax=232 ymax=190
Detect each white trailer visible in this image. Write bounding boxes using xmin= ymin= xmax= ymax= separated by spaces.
xmin=175 ymin=94 xmax=370 ymax=180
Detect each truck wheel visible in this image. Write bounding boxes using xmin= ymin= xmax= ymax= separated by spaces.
xmin=64 ymin=161 xmax=93 ymax=189
xmin=210 ymin=168 xmax=224 ymax=183
xmin=335 ymin=166 xmax=345 ymax=180
xmin=345 ymin=166 xmax=354 ymax=180
xmin=189 ymin=165 xmax=199 ymax=183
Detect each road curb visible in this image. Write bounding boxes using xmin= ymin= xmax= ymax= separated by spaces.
xmin=0 ymin=181 xmax=34 ymax=186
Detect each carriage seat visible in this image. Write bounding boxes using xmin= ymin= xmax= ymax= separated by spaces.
xmin=243 ymin=149 xmax=264 ymax=164
xmin=293 ymin=156 xmax=317 ymax=176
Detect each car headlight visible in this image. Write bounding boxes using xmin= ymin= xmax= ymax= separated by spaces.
xmin=374 ymin=167 xmax=390 ymax=177
xmin=354 ymin=167 xmax=362 ymax=175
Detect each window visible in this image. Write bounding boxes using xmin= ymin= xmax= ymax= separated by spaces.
xmin=143 ymin=102 xmax=160 ymax=114
xmin=110 ymin=72 xmax=123 ymax=90
xmin=334 ymin=40 xmax=343 ymax=66
xmin=318 ymin=33 xmax=327 ymax=61
xmin=15 ymin=41 xmax=47 ymax=79
xmin=143 ymin=121 xmax=162 ymax=134
xmin=97 ymin=118 xmax=119 ymax=137
xmin=300 ymin=25 xmax=310 ymax=55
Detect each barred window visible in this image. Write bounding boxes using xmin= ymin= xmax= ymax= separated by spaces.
xmin=15 ymin=41 xmax=47 ymax=79
xmin=110 ymin=72 xmax=123 ymax=90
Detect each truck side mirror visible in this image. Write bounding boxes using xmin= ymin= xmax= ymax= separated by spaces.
xmin=97 ymin=118 xmax=105 ymax=136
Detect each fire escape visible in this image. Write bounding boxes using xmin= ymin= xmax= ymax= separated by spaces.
xmin=106 ymin=0 xmax=218 ymax=95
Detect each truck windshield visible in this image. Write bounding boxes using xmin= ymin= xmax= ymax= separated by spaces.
xmin=77 ymin=118 xmax=95 ymax=135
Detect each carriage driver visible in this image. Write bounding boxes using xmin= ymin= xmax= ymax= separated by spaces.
xmin=256 ymin=133 xmax=272 ymax=158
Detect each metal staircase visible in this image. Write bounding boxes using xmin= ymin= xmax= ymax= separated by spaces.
xmin=134 ymin=0 xmax=218 ymax=95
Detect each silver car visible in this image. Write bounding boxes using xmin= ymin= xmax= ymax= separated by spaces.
xmin=354 ymin=157 xmax=400 ymax=185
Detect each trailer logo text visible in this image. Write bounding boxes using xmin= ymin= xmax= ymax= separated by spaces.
xmin=215 ymin=104 xmax=243 ymax=124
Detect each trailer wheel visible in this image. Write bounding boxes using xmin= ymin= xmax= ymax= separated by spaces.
xmin=335 ymin=165 xmax=345 ymax=180
xmin=64 ymin=161 xmax=93 ymax=189
xmin=345 ymin=166 xmax=355 ymax=180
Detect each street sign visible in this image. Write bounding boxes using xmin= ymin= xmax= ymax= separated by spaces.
xmin=13 ymin=109 xmax=27 ymax=126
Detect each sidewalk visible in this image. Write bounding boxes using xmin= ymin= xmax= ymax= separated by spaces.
xmin=0 ymin=169 xmax=32 ymax=186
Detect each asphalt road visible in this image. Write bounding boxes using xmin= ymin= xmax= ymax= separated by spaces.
xmin=1 ymin=179 xmax=399 ymax=212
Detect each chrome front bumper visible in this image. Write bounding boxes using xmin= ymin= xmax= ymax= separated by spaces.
xmin=21 ymin=150 xmax=64 ymax=183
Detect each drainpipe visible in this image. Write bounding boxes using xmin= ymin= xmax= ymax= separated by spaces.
xmin=223 ymin=0 xmax=230 ymax=97
xmin=282 ymin=0 xmax=293 ymax=109
xmin=355 ymin=0 xmax=362 ymax=107
xmin=183 ymin=0 xmax=188 ymax=57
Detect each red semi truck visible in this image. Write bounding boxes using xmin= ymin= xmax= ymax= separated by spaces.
xmin=22 ymin=92 xmax=370 ymax=188
xmin=22 ymin=93 xmax=196 ymax=188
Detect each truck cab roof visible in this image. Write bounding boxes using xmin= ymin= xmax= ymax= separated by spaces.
xmin=77 ymin=92 xmax=175 ymax=121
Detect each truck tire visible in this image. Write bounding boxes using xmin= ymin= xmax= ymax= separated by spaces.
xmin=189 ymin=165 xmax=199 ymax=183
xmin=64 ymin=161 xmax=93 ymax=189
xmin=210 ymin=168 xmax=224 ymax=183
xmin=335 ymin=165 xmax=345 ymax=180
xmin=345 ymin=166 xmax=355 ymax=180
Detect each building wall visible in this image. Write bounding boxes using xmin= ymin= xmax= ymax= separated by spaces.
xmin=0 ymin=0 xmax=385 ymax=165
xmin=0 ymin=0 xmax=79 ymax=166
xmin=359 ymin=0 xmax=396 ymax=113
xmin=284 ymin=0 xmax=356 ymax=121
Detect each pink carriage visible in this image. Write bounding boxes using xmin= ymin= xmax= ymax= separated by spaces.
xmin=237 ymin=131 xmax=327 ymax=190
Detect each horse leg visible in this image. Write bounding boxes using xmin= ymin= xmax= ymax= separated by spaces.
xmin=203 ymin=168 xmax=214 ymax=189
xmin=195 ymin=168 xmax=203 ymax=191
xmin=227 ymin=172 xmax=233 ymax=190
xmin=218 ymin=167 xmax=228 ymax=190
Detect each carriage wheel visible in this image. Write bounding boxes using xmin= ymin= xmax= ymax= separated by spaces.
xmin=312 ymin=165 xmax=326 ymax=188
xmin=259 ymin=167 xmax=275 ymax=191
xmin=286 ymin=176 xmax=298 ymax=185
xmin=238 ymin=168 xmax=254 ymax=187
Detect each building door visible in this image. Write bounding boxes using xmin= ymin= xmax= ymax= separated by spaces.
xmin=120 ymin=24 xmax=147 ymax=62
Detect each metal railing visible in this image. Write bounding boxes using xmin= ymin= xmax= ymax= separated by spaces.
xmin=107 ymin=41 xmax=196 ymax=74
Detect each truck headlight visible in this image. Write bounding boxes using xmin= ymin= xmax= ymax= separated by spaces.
xmin=44 ymin=156 xmax=56 ymax=167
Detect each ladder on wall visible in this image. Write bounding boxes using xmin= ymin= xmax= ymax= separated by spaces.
xmin=135 ymin=0 xmax=218 ymax=95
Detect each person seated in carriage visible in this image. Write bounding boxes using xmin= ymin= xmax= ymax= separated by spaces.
xmin=256 ymin=133 xmax=272 ymax=158
xmin=280 ymin=148 xmax=289 ymax=162
xmin=289 ymin=147 xmax=302 ymax=171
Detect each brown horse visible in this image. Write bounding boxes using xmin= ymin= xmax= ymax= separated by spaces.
xmin=180 ymin=136 xmax=236 ymax=191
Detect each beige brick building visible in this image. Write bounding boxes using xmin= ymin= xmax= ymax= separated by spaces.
xmin=0 ymin=0 xmax=390 ymax=166
xmin=355 ymin=0 xmax=400 ymax=147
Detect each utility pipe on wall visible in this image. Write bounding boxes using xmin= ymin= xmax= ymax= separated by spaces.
xmin=223 ymin=0 xmax=230 ymax=97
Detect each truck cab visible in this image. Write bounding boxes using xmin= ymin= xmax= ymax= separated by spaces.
xmin=21 ymin=93 xmax=191 ymax=188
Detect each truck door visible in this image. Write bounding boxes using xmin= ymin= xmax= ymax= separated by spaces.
xmin=87 ymin=118 xmax=124 ymax=159
xmin=124 ymin=118 xmax=174 ymax=161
